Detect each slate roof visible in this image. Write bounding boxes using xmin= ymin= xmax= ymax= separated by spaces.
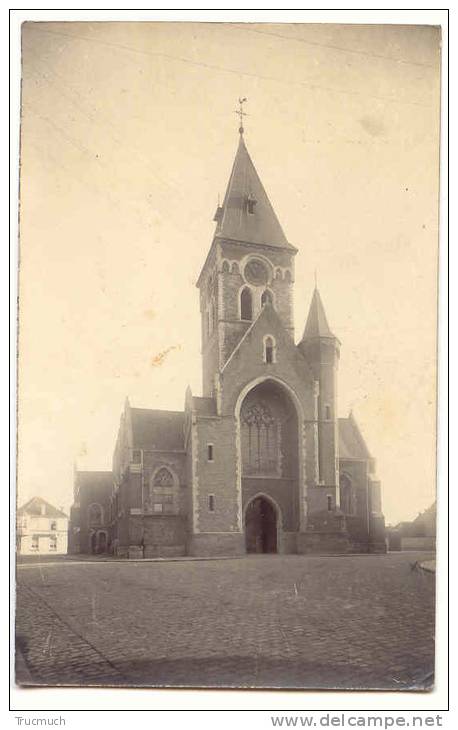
xmin=18 ymin=496 xmax=68 ymax=519
xmin=338 ymin=415 xmax=371 ymax=460
xmin=130 ymin=408 xmax=185 ymax=450
xmin=302 ymin=287 xmax=335 ymax=340
xmin=215 ymin=134 xmax=294 ymax=250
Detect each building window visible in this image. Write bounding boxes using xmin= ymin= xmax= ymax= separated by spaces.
xmin=50 ymin=521 xmax=57 ymax=531
xmin=132 ymin=449 xmax=142 ymax=464
xmin=241 ymin=402 xmax=280 ymax=475
xmin=207 ymin=444 xmax=214 ymax=462
xmin=88 ymin=503 xmax=103 ymax=527
xmin=49 ymin=535 xmax=57 ymax=551
xmin=208 ymin=495 xmax=215 ymax=512
xmin=327 ymin=495 xmax=332 ymax=512
xmin=263 ymin=336 xmax=276 ymax=364
xmin=31 ymin=535 xmax=39 ymax=551
xmin=240 ymin=287 xmax=253 ymax=321
xmin=246 ymin=193 xmax=257 ymax=214
xmin=340 ymin=473 xmax=354 ymax=515
xmin=153 ymin=467 xmax=174 ymax=487
xmin=149 ymin=466 xmax=178 ymax=515
xmin=261 ymin=289 xmax=273 ymax=307
xmin=325 ymin=405 xmax=331 ymax=420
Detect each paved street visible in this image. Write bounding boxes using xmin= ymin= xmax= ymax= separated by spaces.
xmin=15 ymin=552 xmax=435 ymax=690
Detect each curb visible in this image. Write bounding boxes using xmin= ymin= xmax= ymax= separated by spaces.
xmin=17 ymin=551 xmax=392 ymax=568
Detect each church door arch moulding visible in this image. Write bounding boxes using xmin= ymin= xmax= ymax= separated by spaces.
xmin=234 ymin=375 xmax=306 ymax=535
xmin=244 ymin=493 xmax=282 ymax=554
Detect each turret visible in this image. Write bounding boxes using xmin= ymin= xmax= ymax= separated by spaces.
xmin=298 ymin=287 xmax=341 ymax=507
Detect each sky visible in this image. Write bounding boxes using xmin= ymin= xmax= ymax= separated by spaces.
xmin=17 ymin=22 xmax=441 ymax=524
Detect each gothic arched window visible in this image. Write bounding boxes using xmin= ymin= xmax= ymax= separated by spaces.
xmin=241 ymin=402 xmax=280 ymax=475
xmin=240 ymin=287 xmax=253 ymax=321
xmin=340 ymin=473 xmax=354 ymax=515
xmin=153 ymin=467 xmax=174 ymax=487
xmin=148 ymin=466 xmax=178 ymax=515
xmin=88 ymin=503 xmax=103 ymax=527
xmin=261 ymin=290 xmax=273 ymax=308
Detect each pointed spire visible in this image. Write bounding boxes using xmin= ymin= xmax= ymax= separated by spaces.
xmin=302 ymin=287 xmax=335 ymax=340
xmin=214 ymin=134 xmax=294 ymax=250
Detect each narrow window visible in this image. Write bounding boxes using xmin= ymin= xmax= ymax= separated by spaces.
xmin=263 ymin=336 xmax=275 ymax=364
xmin=207 ymin=444 xmax=214 ymax=462
xmin=208 ymin=494 xmax=215 ymax=512
xmin=50 ymin=521 xmax=57 ymax=531
xmin=325 ymin=405 xmax=331 ymax=420
xmin=240 ymin=287 xmax=253 ymax=321
xmin=327 ymin=495 xmax=332 ymax=512
xmin=261 ymin=290 xmax=273 ymax=307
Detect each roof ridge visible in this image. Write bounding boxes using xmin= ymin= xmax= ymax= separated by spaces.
xmin=130 ymin=407 xmax=184 ymax=416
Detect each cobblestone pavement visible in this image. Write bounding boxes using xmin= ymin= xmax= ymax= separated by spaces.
xmin=15 ymin=552 xmax=435 ymax=690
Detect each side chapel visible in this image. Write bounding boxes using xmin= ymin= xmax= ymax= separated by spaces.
xmin=69 ymin=119 xmax=386 ymax=558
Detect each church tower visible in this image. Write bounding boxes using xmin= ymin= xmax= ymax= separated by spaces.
xmin=196 ymin=126 xmax=297 ymax=396
xmin=298 ymin=287 xmax=341 ymax=509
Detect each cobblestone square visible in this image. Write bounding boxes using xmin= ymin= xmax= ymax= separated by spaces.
xmin=15 ymin=552 xmax=435 ymax=690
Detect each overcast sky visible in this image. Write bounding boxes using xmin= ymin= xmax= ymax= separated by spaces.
xmin=18 ymin=22 xmax=440 ymax=524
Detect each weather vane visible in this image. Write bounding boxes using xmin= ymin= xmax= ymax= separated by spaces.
xmin=235 ymin=97 xmax=248 ymax=135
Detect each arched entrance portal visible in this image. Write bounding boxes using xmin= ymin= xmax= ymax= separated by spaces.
xmin=97 ymin=531 xmax=107 ymax=553
xmin=237 ymin=378 xmax=301 ymax=541
xmin=245 ymin=496 xmax=278 ymax=553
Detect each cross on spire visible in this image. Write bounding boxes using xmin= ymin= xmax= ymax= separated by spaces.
xmin=235 ymin=97 xmax=248 ymax=135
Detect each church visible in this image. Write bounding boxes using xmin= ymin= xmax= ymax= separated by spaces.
xmin=68 ymin=121 xmax=386 ymax=558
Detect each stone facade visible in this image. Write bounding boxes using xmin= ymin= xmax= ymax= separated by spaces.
xmin=69 ymin=130 xmax=386 ymax=557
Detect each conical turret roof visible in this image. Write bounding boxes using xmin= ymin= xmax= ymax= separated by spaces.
xmin=301 ymin=287 xmax=335 ymax=340
xmin=214 ymin=134 xmax=294 ymax=250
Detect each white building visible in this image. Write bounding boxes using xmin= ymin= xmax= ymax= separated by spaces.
xmin=17 ymin=497 xmax=68 ymax=555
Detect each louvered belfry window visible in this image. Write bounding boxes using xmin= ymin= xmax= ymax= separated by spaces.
xmin=240 ymin=287 xmax=253 ymax=321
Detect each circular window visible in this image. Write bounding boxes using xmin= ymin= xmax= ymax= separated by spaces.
xmin=244 ymin=259 xmax=269 ymax=286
